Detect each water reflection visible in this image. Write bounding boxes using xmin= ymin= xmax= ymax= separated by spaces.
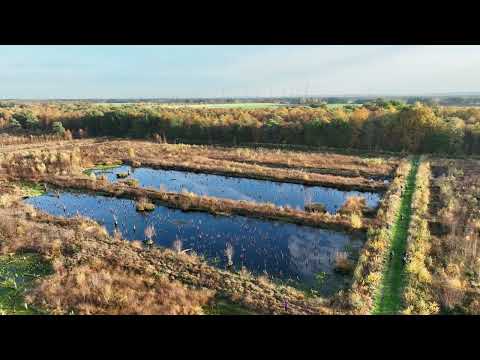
xmin=26 ymin=191 xmax=364 ymax=295
xmin=91 ymin=165 xmax=381 ymax=213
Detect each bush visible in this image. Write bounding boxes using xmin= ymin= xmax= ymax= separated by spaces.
xmin=120 ymin=178 xmax=139 ymax=187
xmin=340 ymin=196 xmax=367 ymax=215
xmin=116 ymin=172 xmax=129 ymax=179
xmin=14 ymin=111 xmax=38 ymax=130
xmin=350 ymin=213 xmax=363 ymax=229
xmin=304 ymin=203 xmax=327 ymax=213
xmin=9 ymin=118 xmax=22 ymax=130
xmin=63 ymin=129 xmax=73 ymax=140
xmin=136 ymin=198 xmax=155 ymax=212
xmin=334 ymin=252 xmax=354 ymax=274
xmin=52 ymin=121 xmax=65 ymax=135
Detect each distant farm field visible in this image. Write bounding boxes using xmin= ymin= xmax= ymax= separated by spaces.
xmin=91 ymin=102 xmax=360 ymax=110
xmin=90 ymin=102 xmax=285 ymax=109
xmin=164 ymin=103 xmax=285 ymax=109
xmin=325 ymin=103 xmax=361 ymax=108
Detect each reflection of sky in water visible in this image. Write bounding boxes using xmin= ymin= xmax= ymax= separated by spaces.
xmin=26 ymin=191 xmax=364 ymax=295
xmin=92 ymin=165 xmax=381 ymax=213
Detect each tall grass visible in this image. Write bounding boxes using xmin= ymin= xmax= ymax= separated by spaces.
xmin=25 ymin=258 xmax=214 ymax=315
xmin=402 ymin=158 xmax=440 ymax=314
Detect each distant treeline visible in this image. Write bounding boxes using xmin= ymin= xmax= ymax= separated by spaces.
xmin=2 ymin=101 xmax=480 ymax=155
xmin=3 ymin=95 xmax=480 ymax=106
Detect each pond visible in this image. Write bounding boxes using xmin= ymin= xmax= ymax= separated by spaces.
xmin=90 ymin=165 xmax=381 ymax=213
xmin=26 ymin=191 xmax=365 ymax=296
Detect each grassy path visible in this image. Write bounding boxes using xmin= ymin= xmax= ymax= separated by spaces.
xmin=373 ymin=157 xmax=419 ymax=314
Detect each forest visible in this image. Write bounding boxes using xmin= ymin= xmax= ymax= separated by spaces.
xmin=1 ymin=101 xmax=480 ymax=155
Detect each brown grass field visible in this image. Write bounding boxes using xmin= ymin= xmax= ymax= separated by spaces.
xmin=426 ymin=158 xmax=480 ymax=314
xmin=77 ymin=140 xmax=394 ymax=191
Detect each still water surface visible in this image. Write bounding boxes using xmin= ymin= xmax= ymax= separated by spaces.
xmin=91 ymin=165 xmax=381 ymax=213
xmin=26 ymin=191 xmax=365 ymax=295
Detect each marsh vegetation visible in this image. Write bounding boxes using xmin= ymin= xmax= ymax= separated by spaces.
xmin=1 ymin=105 xmax=478 ymax=315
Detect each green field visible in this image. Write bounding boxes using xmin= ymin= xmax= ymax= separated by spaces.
xmin=91 ymin=102 xmax=364 ymax=110
xmin=165 ymin=103 xmax=284 ymax=109
xmin=204 ymin=297 xmax=256 ymax=315
xmin=92 ymin=102 xmax=285 ymax=109
xmin=326 ymin=103 xmax=361 ymax=108
xmin=92 ymin=102 xmax=142 ymax=107
xmin=161 ymin=102 xmax=359 ymax=109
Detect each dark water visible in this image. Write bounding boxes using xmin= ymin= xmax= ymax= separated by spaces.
xmin=26 ymin=191 xmax=364 ymax=295
xmin=91 ymin=165 xmax=381 ymax=213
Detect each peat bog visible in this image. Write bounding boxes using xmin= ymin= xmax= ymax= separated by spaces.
xmin=90 ymin=164 xmax=382 ymax=213
xmin=26 ymin=190 xmax=365 ymax=296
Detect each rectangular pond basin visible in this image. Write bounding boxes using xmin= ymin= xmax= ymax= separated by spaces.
xmin=26 ymin=191 xmax=365 ymax=296
xmin=90 ymin=165 xmax=382 ymax=213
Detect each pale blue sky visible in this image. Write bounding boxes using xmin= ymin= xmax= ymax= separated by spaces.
xmin=1 ymin=45 xmax=479 ymax=99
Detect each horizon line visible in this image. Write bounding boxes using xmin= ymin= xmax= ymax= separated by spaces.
xmin=2 ymin=92 xmax=480 ymax=102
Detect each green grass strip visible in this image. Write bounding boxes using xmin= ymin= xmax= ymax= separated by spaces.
xmin=373 ymin=157 xmax=419 ymax=314
xmin=203 ymin=296 xmax=257 ymax=315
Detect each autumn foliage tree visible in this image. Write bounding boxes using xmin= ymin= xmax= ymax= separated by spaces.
xmin=8 ymin=102 xmax=480 ymax=155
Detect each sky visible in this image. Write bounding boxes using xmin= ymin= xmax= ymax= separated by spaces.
xmin=1 ymin=45 xmax=480 ymax=99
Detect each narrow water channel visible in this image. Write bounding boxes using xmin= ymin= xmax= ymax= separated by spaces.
xmin=26 ymin=191 xmax=365 ymax=295
xmin=90 ymin=165 xmax=381 ymax=213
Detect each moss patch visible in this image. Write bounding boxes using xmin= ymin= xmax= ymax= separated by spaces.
xmin=0 ymin=253 xmax=53 ymax=315
xmin=204 ymin=297 xmax=257 ymax=315
xmin=83 ymin=162 xmax=123 ymax=176
xmin=19 ymin=181 xmax=46 ymax=198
